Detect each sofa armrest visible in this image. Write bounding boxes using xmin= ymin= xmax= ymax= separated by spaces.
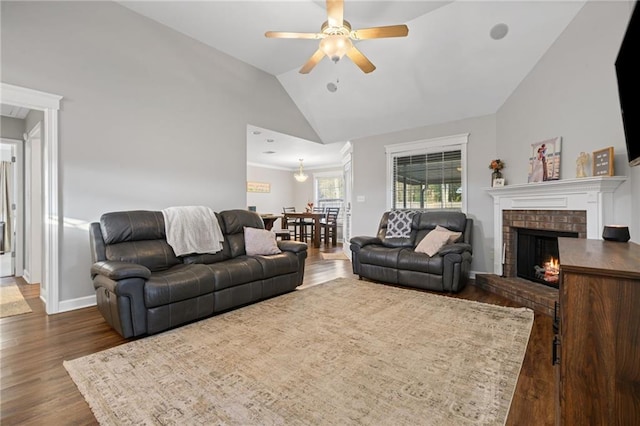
xmin=438 ymin=243 xmax=472 ymax=256
xmin=277 ymin=240 xmax=308 ymax=253
xmin=350 ymin=236 xmax=382 ymax=251
xmin=91 ymin=261 xmax=151 ymax=280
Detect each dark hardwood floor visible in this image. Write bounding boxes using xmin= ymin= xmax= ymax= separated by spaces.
xmin=0 ymin=245 xmax=554 ymax=425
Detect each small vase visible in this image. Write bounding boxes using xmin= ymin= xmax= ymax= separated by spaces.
xmin=491 ymin=170 xmax=502 ymax=187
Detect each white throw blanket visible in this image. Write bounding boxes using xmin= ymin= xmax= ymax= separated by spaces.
xmin=162 ymin=206 xmax=224 ymax=256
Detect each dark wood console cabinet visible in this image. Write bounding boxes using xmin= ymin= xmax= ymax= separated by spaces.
xmin=555 ymin=238 xmax=640 ymax=424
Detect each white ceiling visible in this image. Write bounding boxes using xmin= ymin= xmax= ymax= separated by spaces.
xmin=1 ymin=103 xmax=30 ymax=119
xmin=247 ymin=125 xmax=346 ymax=170
xmin=119 ymin=1 xmax=586 ymax=169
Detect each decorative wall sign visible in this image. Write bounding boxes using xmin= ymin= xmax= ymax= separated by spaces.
xmin=592 ymin=147 xmax=614 ymax=176
xmin=247 ymin=181 xmax=270 ymax=193
xmin=528 ymin=137 xmax=562 ymax=183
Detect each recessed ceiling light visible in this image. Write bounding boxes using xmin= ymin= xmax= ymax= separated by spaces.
xmin=266 ymin=138 xmax=275 ymax=143
xmin=263 ymin=151 xmax=276 ymax=154
xmin=490 ymin=23 xmax=509 ymax=40
xmin=252 ymin=130 xmax=262 ymax=135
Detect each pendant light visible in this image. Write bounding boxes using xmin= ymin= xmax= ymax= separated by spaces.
xmin=294 ymin=159 xmax=308 ymax=182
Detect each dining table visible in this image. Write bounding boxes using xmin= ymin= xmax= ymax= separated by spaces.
xmin=282 ymin=212 xmax=326 ymax=248
xmin=259 ymin=214 xmax=282 ymax=231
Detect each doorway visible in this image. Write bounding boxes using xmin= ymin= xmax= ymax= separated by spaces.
xmin=0 ymin=138 xmax=24 ymax=278
xmin=1 ymin=83 xmax=62 ymax=314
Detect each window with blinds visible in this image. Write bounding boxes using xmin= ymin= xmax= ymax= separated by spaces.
xmin=386 ymin=134 xmax=468 ymax=212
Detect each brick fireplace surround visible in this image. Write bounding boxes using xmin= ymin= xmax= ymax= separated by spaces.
xmin=501 ymin=209 xmax=586 ymax=279
xmin=477 ymin=177 xmax=626 ymax=316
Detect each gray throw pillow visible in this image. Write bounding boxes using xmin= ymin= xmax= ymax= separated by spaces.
xmin=244 ymin=227 xmax=282 ymax=256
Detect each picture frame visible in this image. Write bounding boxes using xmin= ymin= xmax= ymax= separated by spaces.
xmin=528 ymin=137 xmax=561 ymax=183
xmin=592 ymin=147 xmax=614 ymax=176
xmin=493 ymin=178 xmax=505 ymax=187
xmin=247 ymin=181 xmax=270 ymax=193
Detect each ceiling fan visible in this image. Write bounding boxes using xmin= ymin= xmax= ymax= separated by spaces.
xmin=265 ymin=0 xmax=409 ymax=74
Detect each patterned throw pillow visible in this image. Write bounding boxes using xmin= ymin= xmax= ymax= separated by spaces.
xmin=385 ymin=210 xmax=417 ymax=238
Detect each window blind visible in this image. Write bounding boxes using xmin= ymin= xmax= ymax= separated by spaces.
xmin=392 ymin=150 xmax=462 ymax=210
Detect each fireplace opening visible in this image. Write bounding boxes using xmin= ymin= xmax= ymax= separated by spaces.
xmin=516 ymin=228 xmax=578 ymax=288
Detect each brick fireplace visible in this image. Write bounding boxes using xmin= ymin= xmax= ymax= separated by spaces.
xmin=501 ymin=209 xmax=586 ymax=279
xmin=477 ymin=177 xmax=626 ymax=316
xmin=487 ymin=176 xmax=625 ymax=276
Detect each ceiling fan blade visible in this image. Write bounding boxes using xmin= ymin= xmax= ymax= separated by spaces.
xmin=265 ymin=31 xmax=321 ymax=39
xmin=346 ymin=46 xmax=376 ymax=74
xmin=299 ymin=49 xmax=325 ymax=74
xmin=326 ymin=0 xmax=344 ymax=28
xmin=351 ymin=25 xmax=409 ymax=40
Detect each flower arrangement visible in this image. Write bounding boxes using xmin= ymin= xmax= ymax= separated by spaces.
xmin=489 ymin=159 xmax=505 ymax=171
xmin=306 ymin=201 xmax=314 ymax=212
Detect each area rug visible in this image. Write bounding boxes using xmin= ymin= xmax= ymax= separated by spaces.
xmin=0 ymin=283 xmax=32 ymax=318
xmin=320 ymin=251 xmax=350 ymax=260
xmin=64 ymin=278 xmax=533 ymax=425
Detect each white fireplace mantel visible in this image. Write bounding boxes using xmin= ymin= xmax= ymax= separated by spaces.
xmin=486 ymin=176 xmax=627 ymax=275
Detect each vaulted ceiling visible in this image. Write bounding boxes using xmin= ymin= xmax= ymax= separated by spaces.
xmin=120 ymin=1 xmax=586 ymax=167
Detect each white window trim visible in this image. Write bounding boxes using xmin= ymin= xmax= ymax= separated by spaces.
xmin=313 ymin=170 xmax=343 ymax=206
xmin=385 ymin=133 xmax=469 ymax=213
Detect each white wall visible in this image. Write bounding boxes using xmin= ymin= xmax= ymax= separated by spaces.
xmin=1 ymin=1 xmax=319 ymax=302
xmin=0 ymin=116 xmax=25 ymax=140
xmin=0 ymin=144 xmax=13 ymax=161
xmin=350 ymin=114 xmax=497 ymax=274
xmin=496 ymin=0 xmax=634 ymax=233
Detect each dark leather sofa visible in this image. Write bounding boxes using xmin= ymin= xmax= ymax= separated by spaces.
xmin=89 ymin=209 xmax=307 ymax=338
xmin=350 ymin=211 xmax=473 ymax=292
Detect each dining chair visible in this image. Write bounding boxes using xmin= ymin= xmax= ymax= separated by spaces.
xmin=304 ymin=207 xmax=325 ymax=241
xmin=282 ymin=207 xmax=301 ymax=240
xmin=321 ymin=207 xmax=340 ymax=245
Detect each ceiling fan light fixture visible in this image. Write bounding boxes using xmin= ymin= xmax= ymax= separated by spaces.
xmin=320 ymin=34 xmax=353 ymax=63
xmin=294 ymin=158 xmax=309 ymax=182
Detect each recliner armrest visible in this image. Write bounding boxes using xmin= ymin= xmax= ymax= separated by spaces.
xmin=91 ymin=261 xmax=151 ymax=280
xmin=277 ymin=240 xmax=308 ymax=253
xmin=350 ymin=236 xmax=382 ymax=251
xmin=438 ymin=243 xmax=472 ymax=256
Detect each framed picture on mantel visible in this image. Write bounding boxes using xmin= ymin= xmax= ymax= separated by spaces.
xmin=528 ymin=136 xmax=562 ymax=183
xmin=593 ymin=147 xmax=614 ymax=176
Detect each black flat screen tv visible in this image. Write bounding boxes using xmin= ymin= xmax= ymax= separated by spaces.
xmin=615 ymin=0 xmax=640 ymax=167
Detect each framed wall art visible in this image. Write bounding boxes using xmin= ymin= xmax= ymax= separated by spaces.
xmin=528 ymin=136 xmax=562 ymax=183
xmin=247 ymin=181 xmax=270 ymax=193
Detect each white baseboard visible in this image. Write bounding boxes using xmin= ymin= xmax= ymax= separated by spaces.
xmin=57 ymin=294 xmax=97 ymax=313
xmin=22 ymin=269 xmax=32 ymax=284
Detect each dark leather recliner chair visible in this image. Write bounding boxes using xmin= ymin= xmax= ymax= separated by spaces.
xmin=350 ymin=211 xmax=473 ymax=292
xmin=90 ymin=209 xmax=307 ymax=338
